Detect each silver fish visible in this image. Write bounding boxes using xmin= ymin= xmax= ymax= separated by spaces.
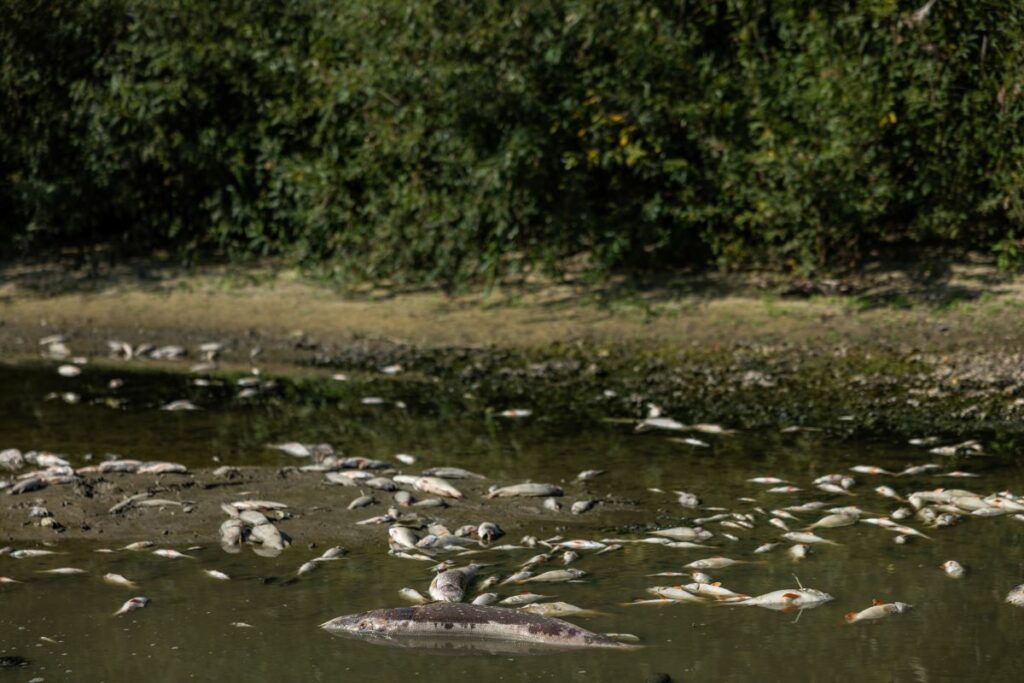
xmin=728 ymin=588 xmax=833 ymax=611
xmin=941 ymin=560 xmax=965 ymax=578
xmin=414 ymin=477 xmax=464 ymax=499
xmin=114 ymin=596 xmax=149 ymax=616
xmin=421 ymin=467 xmax=486 ymax=480
xmin=204 ymin=569 xmax=231 ymax=580
xmin=486 ymin=483 xmax=563 ymax=499
xmin=103 ymin=573 xmax=137 ymax=587
xmin=520 ymin=569 xmax=586 ymax=583
xmin=845 ymin=600 xmax=912 ymax=623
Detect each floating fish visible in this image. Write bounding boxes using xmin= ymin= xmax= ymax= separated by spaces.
xmin=103 ymin=573 xmax=137 ymax=588
xmin=728 ymin=588 xmax=833 ymax=611
xmin=321 ymin=603 xmax=637 ymax=651
xmin=845 ymin=599 xmax=912 ymax=623
xmin=486 ymin=483 xmax=562 ymax=499
xmin=114 ymin=596 xmax=149 ymax=616
xmin=204 ymin=570 xmax=231 ymax=580
xmin=941 ymin=561 xmax=965 ymax=579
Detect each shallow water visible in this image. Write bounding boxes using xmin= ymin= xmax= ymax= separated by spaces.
xmin=2 ymin=362 xmax=1024 ymax=682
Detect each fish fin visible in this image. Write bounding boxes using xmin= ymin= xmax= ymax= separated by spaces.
xmin=712 ymin=582 xmax=721 ymax=587
xmin=783 ymin=592 xmax=800 ymax=599
xmin=872 ymin=598 xmax=884 ymax=606
xmin=844 ymin=612 xmax=859 ymax=622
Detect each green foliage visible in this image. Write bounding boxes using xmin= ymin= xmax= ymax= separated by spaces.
xmin=2 ymin=0 xmax=1022 ymax=282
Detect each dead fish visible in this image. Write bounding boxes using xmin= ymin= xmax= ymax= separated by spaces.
xmin=471 ymin=592 xmax=499 ymax=606
xmin=0 ymin=576 xmax=22 ymax=584
xmin=204 ymin=569 xmax=231 ymax=580
xmin=939 ymin=471 xmax=979 ymax=478
xmin=571 ymin=500 xmax=596 ymax=515
xmin=103 ymin=573 xmax=138 ymax=588
xmin=748 ymin=477 xmax=790 ymax=485
xmin=807 ymin=512 xmax=859 ymax=530
xmin=816 ymin=483 xmax=855 ymax=496
xmin=635 ymin=417 xmax=686 ymax=433
xmin=553 ymin=540 xmax=606 ymax=552
xmin=499 ymin=593 xmax=552 ymax=606
xmin=941 ymin=561 xmax=965 ymax=579
xmin=520 ymin=569 xmax=586 ymax=584
xmin=268 ymin=442 xmax=311 ymax=457
xmin=684 ymin=557 xmax=746 ymax=570
xmin=781 ymin=532 xmax=839 ymax=546
xmin=850 ymin=466 xmax=895 ymax=476
xmin=787 ymin=544 xmax=812 ymax=561
xmin=414 ymin=477 xmax=464 ymax=499
xmin=646 ymin=586 xmax=705 ymax=603
xmin=649 ymin=527 xmax=712 ymax=542
xmin=7 ymin=477 xmax=46 ymax=495
xmin=388 ymin=526 xmax=420 ymax=549
xmin=575 ymin=470 xmax=605 ymax=481
xmin=1006 ymin=585 xmax=1024 ymax=607
xmin=161 ymin=400 xmax=200 ymax=411
xmin=477 ymin=522 xmax=504 ymax=544
xmin=845 ymin=599 xmax=913 ymax=623
xmin=769 ymin=517 xmax=790 ymax=531
xmin=152 ymin=549 xmax=194 ymax=559
xmin=135 ymin=498 xmax=185 ymax=508
xmin=57 ymin=364 xmax=82 ymax=378
xmin=624 ymin=598 xmax=678 ymax=607
xmin=348 ymin=495 xmax=377 ymax=510
xmin=429 ymin=564 xmax=481 ymax=602
xmin=498 ymin=409 xmax=533 ymax=418
xmin=520 ymin=602 xmax=604 ymax=618
xmin=249 ymin=523 xmax=288 ymax=550
xmin=122 ymin=541 xmax=154 ymax=551
xmin=754 ymin=542 xmax=780 ymax=554
xmin=675 ymin=491 xmax=701 ymax=508
xmin=399 ymin=587 xmax=431 ymax=604
xmin=875 ymin=486 xmax=905 ymax=502
xmin=38 ymin=568 xmax=86 ymax=575
xmin=321 ymin=603 xmax=635 ymax=650
xmin=766 ymin=486 xmax=801 ymax=494
xmin=230 ymin=500 xmax=289 ymax=511
xmin=297 ymin=561 xmax=322 ymax=576
xmin=672 ymin=437 xmax=711 ymax=448
xmin=898 ymin=464 xmax=941 ymax=476
xmin=728 ymin=588 xmax=833 ymax=611
xmin=114 ymin=596 xmax=149 ymax=616
xmin=138 ymin=462 xmax=188 ymax=475
xmin=682 ymin=582 xmax=748 ymax=601
xmin=364 ymin=477 xmax=398 ymax=492
xmin=422 ymin=467 xmax=486 ymax=480
xmin=319 ymin=546 xmax=348 ymax=560
xmin=487 ymin=483 xmax=563 ymax=499
xmin=929 ymin=440 xmax=983 ymax=457
xmin=10 ymin=549 xmax=60 ymax=559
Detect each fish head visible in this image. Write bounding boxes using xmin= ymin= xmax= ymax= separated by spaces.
xmin=322 ymin=609 xmax=398 ymax=635
xmin=799 ymin=589 xmax=833 ymax=603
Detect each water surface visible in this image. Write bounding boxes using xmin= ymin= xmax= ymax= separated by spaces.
xmin=2 ymin=362 xmax=1022 ymax=682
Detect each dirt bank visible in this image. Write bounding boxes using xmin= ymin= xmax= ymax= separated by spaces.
xmin=3 ymin=257 xmax=1024 ymax=440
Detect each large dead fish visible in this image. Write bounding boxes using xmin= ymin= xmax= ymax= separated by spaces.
xmin=321 ymin=603 xmax=638 ymax=651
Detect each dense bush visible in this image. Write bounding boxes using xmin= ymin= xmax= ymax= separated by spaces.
xmin=2 ymin=0 xmax=1022 ymax=283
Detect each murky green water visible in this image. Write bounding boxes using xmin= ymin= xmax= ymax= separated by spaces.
xmin=2 ymin=362 xmax=1024 ymax=682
